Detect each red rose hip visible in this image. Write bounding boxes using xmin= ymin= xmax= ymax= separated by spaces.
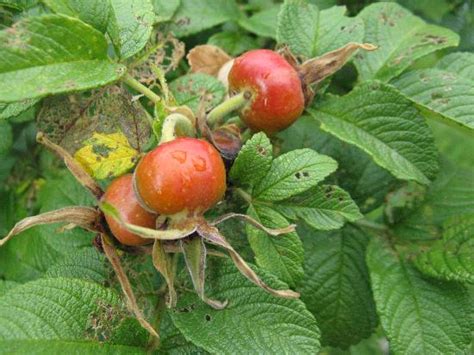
xmin=134 ymin=138 xmax=226 ymax=216
xmin=228 ymin=49 xmax=305 ymax=134
xmin=102 ymin=174 xmax=157 ymax=246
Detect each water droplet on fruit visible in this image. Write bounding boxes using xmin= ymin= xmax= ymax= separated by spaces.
xmin=192 ymin=157 xmax=207 ymax=171
xmin=172 ymin=151 xmax=187 ymax=163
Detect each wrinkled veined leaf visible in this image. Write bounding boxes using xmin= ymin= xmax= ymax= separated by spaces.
xmin=230 ymin=132 xmax=272 ymax=190
xmin=0 ymin=15 xmax=125 ymax=102
xmin=277 ymin=4 xmax=363 ymax=58
xmin=354 ymin=2 xmax=459 ymax=82
xmin=367 ymin=237 xmax=472 ymax=354
xmin=208 ymin=32 xmax=259 ymax=56
xmin=45 ymin=248 xmax=108 ymax=283
xmin=275 ymin=184 xmax=362 ymax=231
xmin=394 ymin=160 xmax=474 ymax=240
xmin=169 ymin=73 xmax=226 ymax=114
xmin=38 ymin=87 xmax=151 ymax=155
xmin=238 ymin=4 xmax=280 ymax=39
xmin=309 ymin=81 xmax=438 ymax=185
xmin=0 ymin=340 xmax=146 ymax=354
xmin=246 ymin=204 xmax=304 ymax=288
xmin=0 ymin=121 xmax=12 ymax=155
xmin=393 ymin=52 xmax=474 ymax=132
xmin=0 ymin=277 xmax=119 ymax=339
xmin=152 ymin=0 xmax=180 ymax=23
xmin=300 ymin=224 xmax=377 ymax=348
xmin=107 ymin=0 xmax=154 ymax=59
xmin=42 ymin=0 xmax=110 ymax=32
xmin=74 ymin=132 xmax=139 ymax=180
xmin=279 ymin=116 xmax=398 ymax=214
xmin=414 ymin=215 xmax=474 ymax=283
xmin=169 ymin=0 xmax=241 ymax=37
xmin=0 ymin=99 xmax=38 ymax=120
xmin=170 ymin=258 xmax=321 ymax=354
xmin=254 ymin=148 xmax=338 ymax=201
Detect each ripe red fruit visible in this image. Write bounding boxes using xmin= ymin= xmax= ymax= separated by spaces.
xmin=134 ymin=138 xmax=226 ymax=216
xmin=102 ymin=174 xmax=157 ymax=246
xmin=228 ymin=49 xmax=305 ymax=134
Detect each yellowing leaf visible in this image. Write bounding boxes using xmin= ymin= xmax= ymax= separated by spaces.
xmin=74 ymin=132 xmax=139 ymax=180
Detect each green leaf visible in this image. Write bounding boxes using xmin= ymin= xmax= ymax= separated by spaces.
xmin=45 ymin=248 xmax=108 ymax=283
xmin=229 ymin=132 xmax=272 ymax=189
xmin=42 ymin=0 xmax=110 ymax=32
xmin=309 ymin=81 xmax=438 ymax=185
xmin=152 ymin=0 xmax=180 ymax=23
xmin=0 ymin=99 xmax=38 ymax=120
xmin=238 ymin=4 xmax=280 ymax=39
xmin=169 ymin=0 xmax=241 ymax=37
xmin=279 ymin=116 xmax=398 ymax=213
xmin=392 ymin=52 xmax=474 ymax=132
xmin=170 ymin=258 xmax=321 ymax=354
xmin=159 ymin=312 xmax=208 ymax=354
xmin=354 ymin=2 xmax=459 ymax=82
xmin=0 ymin=277 xmax=119 ymax=339
xmin=366 ymin=237 xmax=472 ymax=354
xmin=0 ymin=15 xmax=125 ymax=102
xmin=277 ymin=3 xmax=363 ymax=58
xmin=0 ymin=281 xmax=18 ymax=297
xmin=275 ymin=184 xmax=362 ymax=231
xmin=246 ymin=204 xmax=304 ymax=288
xmin=0 ymin=120 xmax=12 ymax=155
xmin=254 ymin=148 xmax=337 ymax=201
xmin=414 ymin=215 xmax=474 ymax=283
xmin=394 ymin=161 xmax=474 ymax=240
xmin=107 ymin=0 xmax=154 ymax=59
xmin=208 ymin=31 xmax=259 ymax=56
xmin=0 ymin=340 xmax=146 ymax=354
xmin=169 ymin=73 xmax=226 ymax=114
xmin=300 ymin=224 xmax=377 ymax=348
xmin=0 ymin=0 xmax=38 ymax=10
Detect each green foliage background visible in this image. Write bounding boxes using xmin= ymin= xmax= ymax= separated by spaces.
xmin=0 ymin=0 xmax=473 ymax=354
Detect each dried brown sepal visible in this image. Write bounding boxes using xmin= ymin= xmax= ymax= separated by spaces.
xmin=0 ymin=206 xmax=101 ymax=247
xmin=197 ymin=222 xmax=300 ymax=299
xmin=180 ymin=237 xmax=228 ymax=309
xmin=187 ymin=45 xmax=232 ymax=76
xmin=212 ymin=213 xmax=296 ymax=236
xmin=100 ymin=202 xmax=197 ymax=240
xmin=276 ymin=45 xmax=300 ymax=70
xmin=101 ymin=234 xmax=159 ymax=339
xmin=298 ymin=42 xmax=377 ymax=105
xmin=37 ymin=132 xmax=103 ymax=199
xmin=210 ymin=124 xmax=242 ymax=161
xmin=152 ymin=240 xmax=178 ymax=308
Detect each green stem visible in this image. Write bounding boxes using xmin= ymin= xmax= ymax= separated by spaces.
xmin=123 ymin=73 xmax=162 ymax=104
xmin=159 ymin=113 xmax=196 ymax=144
xmin=207 ymin=91 xmax=251 ymax=127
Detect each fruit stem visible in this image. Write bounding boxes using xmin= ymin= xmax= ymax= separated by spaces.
xmin=355 ymin=219 xmax=388 ymax=232
xmin=207 ymin=91 xmax=251 ymax=127
xmin=159 ymin=113 xmax=196 ymax=144
xmin=123 ymin=73 xmax=162 ymax=104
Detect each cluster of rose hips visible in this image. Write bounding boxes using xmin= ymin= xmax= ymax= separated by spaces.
xmin=1 ymin=45 xmax=375 ymax=337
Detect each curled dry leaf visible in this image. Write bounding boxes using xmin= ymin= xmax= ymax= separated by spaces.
xmin=212 ymin=213 xmax=296 ymax=236
xmin=101 ymin=233 xmax=160 ymax=339
xmin=196 ymin=222 xmax=300 ymax=299
xmin=37 ymin=132 xmax=104 ymax=199
xmin=152 ymin=240 xmax=178 ymax=308
xmin=100 ymin=202 xmax=197 ymax=241
xmin=298 ymin=42 xmax=377 ymax=105
xmin=187 ymin=44 xmax=232 ymax=76
xmin=0 ymin=206 xmax=101 ymax=247
xmin=180 ymin=237 xmax=228 ymax=309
